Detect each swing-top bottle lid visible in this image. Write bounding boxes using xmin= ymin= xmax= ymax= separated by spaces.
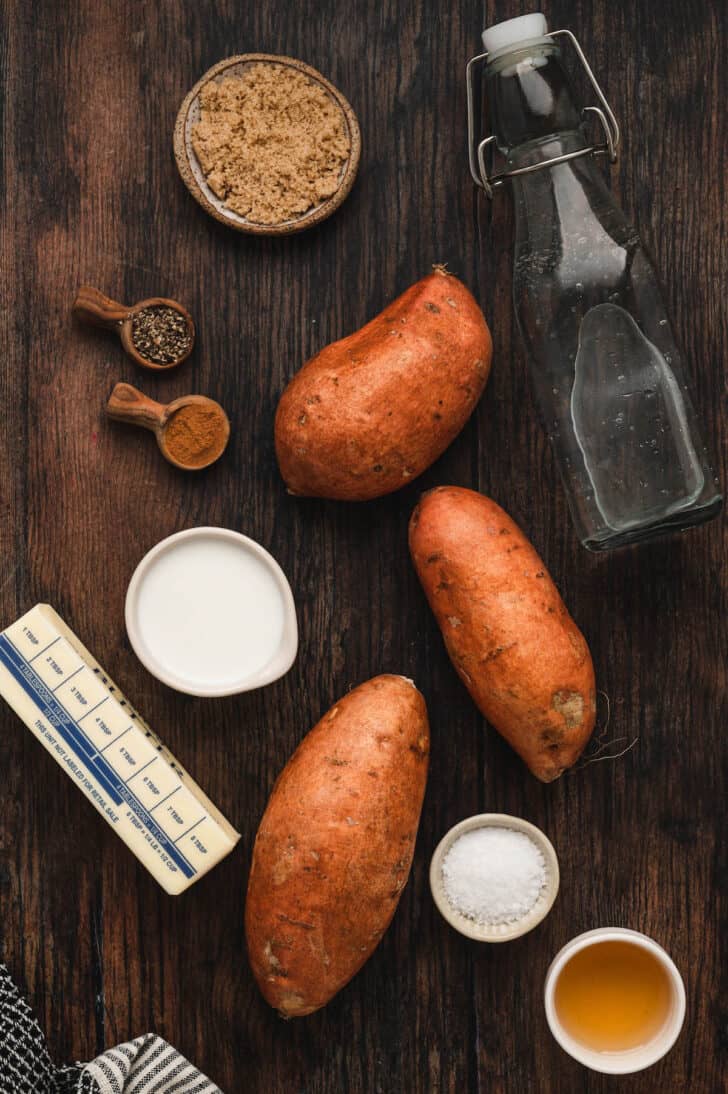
xmin=469 ymin=14 xmax=621 ymax=197
xmin=482 ymin=13 xmax=549 ymax=57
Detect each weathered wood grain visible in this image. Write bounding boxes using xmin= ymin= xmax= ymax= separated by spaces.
xmin=0 ymin=0 xmax=726 ymax=1090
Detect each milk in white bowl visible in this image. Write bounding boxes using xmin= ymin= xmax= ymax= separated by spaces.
xmin=125 ymin=527 xmax=298 ymax=696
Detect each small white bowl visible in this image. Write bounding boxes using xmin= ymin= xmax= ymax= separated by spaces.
xmin=544 ymin=927 xmax=686 ymax=1074
xmin=125 ymin=527 xmax=298 ymax=697
xmin=429 ymin=813 xmax=560 ymax=942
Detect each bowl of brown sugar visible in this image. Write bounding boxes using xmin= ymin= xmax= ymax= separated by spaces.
xmin=174 ymin=54 xmax=361 ymax=235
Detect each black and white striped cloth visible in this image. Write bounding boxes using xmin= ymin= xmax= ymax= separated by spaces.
xmin=0 ymin=964 xmax=222 ymax=1094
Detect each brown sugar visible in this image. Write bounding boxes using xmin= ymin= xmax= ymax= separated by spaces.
xmin=191 ymin=63 xmax=351 ymax=225
xmin=165 ymin=403 xmax=228 ymax=468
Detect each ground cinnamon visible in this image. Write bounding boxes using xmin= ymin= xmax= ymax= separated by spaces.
xmin=165 ymin=403 xmax=228 ymax=468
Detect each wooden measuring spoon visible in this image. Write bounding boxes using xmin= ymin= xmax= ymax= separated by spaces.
xmin=107 ymin=382 xmax=230 ymax=470
xmin=73 ymin=286 xmax=195 ymax=370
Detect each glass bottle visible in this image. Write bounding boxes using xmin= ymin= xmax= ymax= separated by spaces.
xmin=468 ymin=14 xmax=721 ymax=550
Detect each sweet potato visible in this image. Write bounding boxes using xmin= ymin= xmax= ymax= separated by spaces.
xmin=409 ymin=487 xmax=595 ymax=781
xmin=274 ymin=268 xmax=492 ymax=500
xmin=245 ymin=675 xmax=430 ymax=1017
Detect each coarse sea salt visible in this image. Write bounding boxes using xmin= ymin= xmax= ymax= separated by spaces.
xmin=441 ymin=827 xmax=546 ymax=926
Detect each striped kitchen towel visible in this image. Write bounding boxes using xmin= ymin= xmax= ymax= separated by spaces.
xmin=0 ymin=964 xmax=222 ymax=1094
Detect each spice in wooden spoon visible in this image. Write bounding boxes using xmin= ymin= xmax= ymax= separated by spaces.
xmin=73 ymin=286 xmax=195 ymax=371
xmin=164 ymin=401 xmax=229 ymax=468
xmin=106 ymin=382 xmax=229 ymax=470
xmin=131 ymin=305 xmax=193 ymax=365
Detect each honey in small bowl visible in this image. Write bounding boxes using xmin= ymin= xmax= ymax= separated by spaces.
xmin=553 ymin=939 xmax=673 ymax=1052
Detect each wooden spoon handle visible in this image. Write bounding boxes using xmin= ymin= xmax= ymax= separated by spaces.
xmin=73 ymin=286 xmax=131 ymax=329
xmin=106 ymin=382 xmax=166 ymax=432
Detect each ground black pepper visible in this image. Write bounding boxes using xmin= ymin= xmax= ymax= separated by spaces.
xmin=131 ymin=305 xmax=192 ymax=364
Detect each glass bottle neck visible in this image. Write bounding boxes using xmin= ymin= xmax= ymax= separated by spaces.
xmin=486 ymin=44 xmax=587 ymax=169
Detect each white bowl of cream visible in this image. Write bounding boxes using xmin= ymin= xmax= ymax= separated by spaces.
xmin=125 ymin=527 xmax=298 ymax=696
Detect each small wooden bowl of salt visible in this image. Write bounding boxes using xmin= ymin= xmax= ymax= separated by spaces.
xmin=429 ymin=814 xmax=560 ymax=943
xmin=174 ymin=54 xmax=361 ymax=235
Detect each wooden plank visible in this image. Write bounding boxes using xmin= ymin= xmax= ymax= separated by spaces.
xmin=471 ymin=2 xmax=728 ymax=1091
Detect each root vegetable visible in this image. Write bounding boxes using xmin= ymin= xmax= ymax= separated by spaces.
xmin=409 ymin=487 xmax=595 ymax=781
xmin=274 ymin=268 xmax=492 ymax=500
xmin=245 ymin=674 xmax=430 ymax=1016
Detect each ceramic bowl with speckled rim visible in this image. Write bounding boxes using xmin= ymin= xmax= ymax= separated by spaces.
xmin=173 ymin=53 xmax=361 ymax=236
xmin=429 ymin=813 xmax=560 ymax=942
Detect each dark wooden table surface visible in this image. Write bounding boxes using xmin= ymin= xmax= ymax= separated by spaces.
xmin=1 ymin=1 xmax=726 ymax=1091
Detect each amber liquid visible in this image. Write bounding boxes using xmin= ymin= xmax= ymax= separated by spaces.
xmin=553 ymin=940 xmax=673 ymax=1052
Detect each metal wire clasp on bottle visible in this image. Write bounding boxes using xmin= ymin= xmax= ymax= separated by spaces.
xmin=466 ymin=29 xmax=621 ymax=199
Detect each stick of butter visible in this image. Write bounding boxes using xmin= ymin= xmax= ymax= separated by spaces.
xmin=0 ymin=604 xmax=240 ymax=894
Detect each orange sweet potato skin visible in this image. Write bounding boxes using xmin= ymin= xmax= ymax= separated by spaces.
xmin=409 ymin=487 xmax=595 ymax=782
xmin=274 ymin=269 xmax=492 ymax=500
xmin=245 ymin=675 xmax=430 ymax=1017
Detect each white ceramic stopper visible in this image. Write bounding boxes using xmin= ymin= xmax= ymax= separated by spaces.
xmin=482 ymin=13 xmax=548 ymax=55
